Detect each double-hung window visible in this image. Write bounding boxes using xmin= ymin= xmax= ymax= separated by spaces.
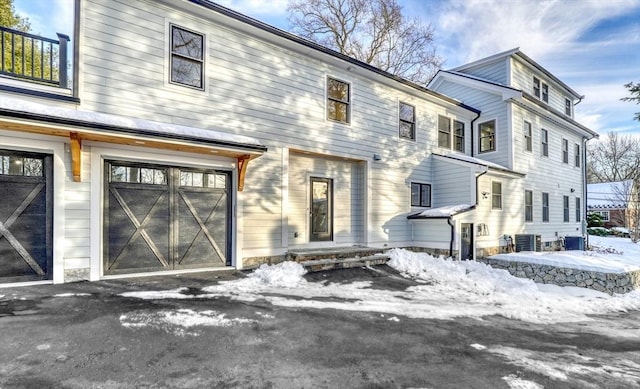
xmin=399 ymin=102 xmax=415 ymax=140
xmin=411 ymin=183 xmax=431 ymax=207
xmin=524 ymin=121 xmax=532 ymax=152
xmin=542 ymin=192 xmax=549 ymax=222
xmin=492 ymin=181 xmax=502 ymax=210
xmin=479 ymin=120 xmax=496 ymax=153
xmin=575 ymin=197 xmax=581 ymax=222
xmin=525 ymin=190 xmax=533 ymax=222
xmin=541 ymin=129 xmax=549 ymax=157
xmin=562 ymin=139 xmax=569 ymax=163
xmin=533 ymin=76 xmax=548 ymax=103
xmin=170 ymin=25 xmax=205 ymax=89
xmin=574 ymin=144 xmax=581 ymax=167
xmin=454 ymin=120 xmax=465 ymax=152
xmin=438 ymin=115 xmax=451 ymax=148
xmin=565 ymin=98 xmax=572 ymax=116
xmin=563 ymin=195 xmax=570 ymax=222
xmin=327 ymin=77 xmax=350 ymax=123
xmin=542 ymin=83 xmax=549 ymax=102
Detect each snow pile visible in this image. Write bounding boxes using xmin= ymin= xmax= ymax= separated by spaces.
xmin=248 ymin=261 xmax=307 ymax=287
xmin=122 ymin=246 xmax=640 ymax=326
xmin=388 ymin=248 xmax=539 ymax=297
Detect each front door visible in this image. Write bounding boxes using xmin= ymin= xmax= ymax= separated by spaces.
xmin=309 ymin=177 xmax=333 ymax=242
xmin=461 ymin=223 xmax=473 ymax=260
xmin=104 ymin=161 xmax=231 ymax=275
xmin=0 ymin=150 xmax=53 ymax=283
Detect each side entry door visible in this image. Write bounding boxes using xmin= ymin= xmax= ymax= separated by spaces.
xmin=309 ymin=177 xmax=333 ymax=242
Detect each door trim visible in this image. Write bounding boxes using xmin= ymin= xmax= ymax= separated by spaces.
xmin=309 ymin=176 xmax=333 ymax=242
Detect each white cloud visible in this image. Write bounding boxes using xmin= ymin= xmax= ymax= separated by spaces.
xmin=433 ymin=0 xmax=640 ymax=65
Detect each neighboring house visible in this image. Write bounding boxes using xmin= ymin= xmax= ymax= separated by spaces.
xmin=427 ymin=48 xmax=598 ymax=255
xmin=587 ymin=180 xmax=637 ymax=230
xmin=0 ymin=1 xmax=596 ymax=286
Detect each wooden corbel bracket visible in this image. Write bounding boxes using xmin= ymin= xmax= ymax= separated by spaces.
xmin=70 ymin=132 xmax=82 ymax=182
xmin=237 ymin=154 xmax=251 ymax=192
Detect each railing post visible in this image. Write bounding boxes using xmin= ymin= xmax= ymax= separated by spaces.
xmin=57 ymin=33 xmax=70 ymax=89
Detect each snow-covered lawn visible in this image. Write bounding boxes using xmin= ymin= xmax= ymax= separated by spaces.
xmin=121 ymin=236 xmax=640 ymax=328
xmin=490 ymin=235 xmax=640 ymax=273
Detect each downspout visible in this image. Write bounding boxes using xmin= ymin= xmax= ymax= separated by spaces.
xmin=475 ymin=170 xmax=488 ymax=205
xmin=583 ymin=135 xmax=592 ymax=247
xmin=470 ymin=111 xmax=481 ymax=158
xmin=447 ymin=217 xmax=455 ymax=258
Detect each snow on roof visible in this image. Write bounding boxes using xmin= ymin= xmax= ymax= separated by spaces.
xmin=408 ymin=204 xmax=474 ymax=219
xmin=587 ymin=180 xmax=633 ymax=209
xmin=0 ymin=96 xmax=264 ymax=148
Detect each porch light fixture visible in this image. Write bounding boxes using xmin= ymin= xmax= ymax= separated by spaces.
xmin=373 ymin=153 xmax=382 ymax=161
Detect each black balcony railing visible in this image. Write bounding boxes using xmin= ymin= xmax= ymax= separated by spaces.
xmin=0 ymin=26 xmax=69 ymax=88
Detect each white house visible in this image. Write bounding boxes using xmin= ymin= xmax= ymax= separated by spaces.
xmin=427 ymin=49 xmax=598 ymax=254
xmin=0 ymin=0 xmax=596 ymax=286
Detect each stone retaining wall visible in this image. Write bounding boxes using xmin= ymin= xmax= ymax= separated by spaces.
xmin=478 ymin=257 xmax=640 ymax=294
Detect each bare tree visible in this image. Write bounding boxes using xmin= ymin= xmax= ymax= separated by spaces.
xmin=287 ymin=0 xmax=442 ymax=85
xmin=587 ymin=132 xmax=640 ymax=183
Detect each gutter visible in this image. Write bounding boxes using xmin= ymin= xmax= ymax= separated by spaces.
xmin=0 ymin=108 xmax=268 ymax=153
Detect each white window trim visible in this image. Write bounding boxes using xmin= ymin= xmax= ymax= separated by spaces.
xmin=398 ymin=100 xmax=416 ymax=141
xmin=477 ymin=118 xmax=497 ymax=154
xmin=491 ymin=180 xmax=502 ymax=210
xmin=523 ymin=120 xmax=532 ymax=152
xmin=524 ymin=189 xmax=534 ymax=223
xmin=164 ymin=19 xmax=208 ymax=93
xmin=325 ymin=74 xmax=352 ymax=126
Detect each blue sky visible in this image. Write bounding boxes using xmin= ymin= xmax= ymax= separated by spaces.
xmin=14 ymin=0 xmax=640 ymax=137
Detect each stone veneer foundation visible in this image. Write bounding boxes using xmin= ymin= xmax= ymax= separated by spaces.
xmin=478 ymin=257 xmax=640 ymax=295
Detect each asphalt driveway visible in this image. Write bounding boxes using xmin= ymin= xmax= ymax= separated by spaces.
xmin=1 ymin=266 xmax=639 ymax=389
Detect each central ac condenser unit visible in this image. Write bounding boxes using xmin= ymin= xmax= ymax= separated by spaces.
xmin=515 ymin=234 xmax=542 ymax=252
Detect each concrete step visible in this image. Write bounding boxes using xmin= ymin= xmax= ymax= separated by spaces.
xmin=288 ymin=246 xmax=386 ymax=262
xmin=300 ymin=254 xmax=390 ymax=273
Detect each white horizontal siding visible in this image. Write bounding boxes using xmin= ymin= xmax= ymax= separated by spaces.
xmin=432 ymin=158 xmax=473 ymax=207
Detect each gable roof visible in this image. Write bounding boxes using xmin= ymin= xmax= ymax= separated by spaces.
xmin=428 ymin=71 xmax=598 ymax=139
xmin=450 ymin=47 xmax=582 ymax=99
xmin=587 ymin=180 xmax=634 ymax=209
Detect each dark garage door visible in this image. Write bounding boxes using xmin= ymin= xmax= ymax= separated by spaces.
xmin=104 ymin=161 xmax=231 ymax=275
xmin=0 ymin=150 xmax=53 ymax=283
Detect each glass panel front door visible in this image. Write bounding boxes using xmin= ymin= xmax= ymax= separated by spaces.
xmin=310 ymin=177 xmax=333 ymax=241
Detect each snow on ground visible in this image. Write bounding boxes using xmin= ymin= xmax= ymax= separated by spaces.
xmin=119 ymin=309 xmax=256 ymax=337
xmin=490 ymin=235 xmax=640 ymax=273
xmin=121 ymin=238 xmax=640 ymax=327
